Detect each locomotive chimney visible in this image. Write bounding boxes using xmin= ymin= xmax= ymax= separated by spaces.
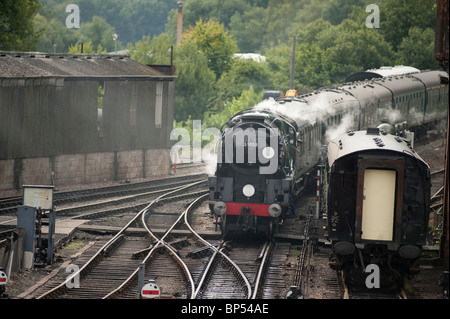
xmin=177 ymin=1 xmax=183 ymax=46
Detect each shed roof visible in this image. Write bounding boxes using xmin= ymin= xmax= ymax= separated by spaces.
xmin=0 ymin=51 xmax=174 ymax=79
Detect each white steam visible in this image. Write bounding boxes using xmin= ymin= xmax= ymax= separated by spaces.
xmin=254 ymin=95 xmax=340 ymax=127
xmin=254 ymin=95 xmax=359 ymax=143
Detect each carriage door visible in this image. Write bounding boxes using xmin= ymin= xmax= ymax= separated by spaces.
xmin=356 ymin=158 xmax=404 ymax=243
xmin=361 ymin=169 xmax=396 ymax=241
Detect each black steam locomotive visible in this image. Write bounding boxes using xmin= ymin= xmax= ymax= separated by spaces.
xmin=326 ymin=128 xmax=431 ymax=286
xmin=209 ymin=109 xmax=300 ymax=236
xmin=209 ymin=69 xmax=448 ymax=237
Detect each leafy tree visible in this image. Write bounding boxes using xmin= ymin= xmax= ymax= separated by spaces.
xmin=166 ymin=0 xmax=252 ymax=37
xmin=127 ymin=33 xmax=173 ymax=65
xmin=203 ymin=86 xmax=262 ymax=130
xmin=147 ymin=33 xmax=174 ymax=64
xmin=379 ymin=0 xmax=436 ymax=50
xmin=77 ymin=16 xmax=116 ymax=52
xmin=0 ymin=0 xmax=41 ymax=50
xmin=211 ymin=57 xmax=273 ymax=111
xmin=397 ymin=27 xmax=440 ymax=70
xmin=68 ymin=41 xmax=106 ymax=54
xmin=331 ymin=16 xmax=395 ymax=74
xmin=264 ymin=44 xmax=291 ymax=91
xmin=34 ymin=13 xmax=77 ymax=53
xmin=322 ymin=0 xmax=366 ymax=25
xmin=173 ymin=40 xmax=216 ymax=122
xmin=38 ymin=0 xmax=179 ymax=45
xmin=229 ymin=7 xmax=266 ymax=52
xmin=294 ymin=42 xmax=332 ymax=88
xmin=126 ymin=35 xmax=153 ymax=64
xmin=182 ymin=18 xmax=237 ymax=77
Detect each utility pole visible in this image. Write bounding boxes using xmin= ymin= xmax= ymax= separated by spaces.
xmin=289 ymin=35 xmax=296 ymax=90
xmin=177 ymin=1 xmax=183 ymax=46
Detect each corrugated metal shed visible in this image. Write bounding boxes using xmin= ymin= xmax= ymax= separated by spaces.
xmin=0 ymin=51 xmax=175 ymax=160
xmin=0 ymin=51 xmax=173 ymax=79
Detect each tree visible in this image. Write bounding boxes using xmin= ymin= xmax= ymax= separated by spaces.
xmin=229 ymin=7 xmax=266 ymax=52
xmin=127 ymin=35 xmax=153 ymax=64
xmin=127 ymin=33 xmax=173 ymax=65
xmin=68 ymin=41 xmax=106 ymax=54
xmin=34 ymin=13 xmax=77 ymax=53
xmin=203 ymin=86 xmax=262 ymax=130
xmin=0 ymin=0 xmax=41 ymax=50
xmin=379 ymin=0 xmax=436 ymax=50
xmin=181 ymin=18 xmax=237 ymax=77
xmin=38 ymin=0 xmax=179 ymax=45
xmin=173 ymin=40 xmax=216 ymax=122
xmin=397 ymin=27 xmax=440 ymax=70
xmin=77 ymin=16 xmax=116 ymax=52
xmin=211 ymin=57 xmax=273 ymax=111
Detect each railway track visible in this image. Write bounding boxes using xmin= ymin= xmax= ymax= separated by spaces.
xmin=0 ymin=173 xmax=206 ymax=215
xmin=33 ymin=180 xmax=207 ymax=299
xmin=0 ymin=174 xmax=206 ymax=244
xmin=184 ymin=199 xmax=266 ymax=299
xmin=13 ymin=177 xmax=292 ymax=300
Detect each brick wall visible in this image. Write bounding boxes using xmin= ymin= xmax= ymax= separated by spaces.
xmin=0 ymin=149 xmax=171 ymax=190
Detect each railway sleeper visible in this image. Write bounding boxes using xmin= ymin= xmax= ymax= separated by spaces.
xmin=131 ymin=237 xmax=189 ymax=259
xmin=187 ymin=244 xmax=219 ymax=259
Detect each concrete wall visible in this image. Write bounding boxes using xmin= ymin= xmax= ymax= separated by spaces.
xmin=0 ymin=149 xmax=171 ymax=190
xmin=0 ymin=77 xmax=175 ymax=160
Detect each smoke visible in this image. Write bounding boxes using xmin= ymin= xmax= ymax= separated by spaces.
xmin=325 ymin=112 xmax=356 ymax=141
xmin=254 ymin=95 xmax=358 ymax=143
xmin=254 ymin=95 xmax=339 ymax=126
xmin=202 ymin=150 xmax=218 ymax=176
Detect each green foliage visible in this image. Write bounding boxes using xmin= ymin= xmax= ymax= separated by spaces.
xmin=182 ymin=18 xmax=238 ymax=78
xmin=0 ymin=0 xmax=41 ymax=50
xmin=397 ymin=27 xmax=440 ymax=70
xmin=210 ymin=57 xmax=273 ymax=111
xmin=228 ymin=7 xmax=266 ymax=52
xmin=24 ymin=0 xmax=441 ymax=127
xmin=172 ymin=40 xmax=216 ymax=123
xmin=34 ymin=13 xmax=76 ymax=53
xmin=127 ymin=33 xmax=173 ymax=65
xmin=378 ymin=0 xmax=436 ymax=50
xmin=77 ymin=16 xmax=116 ymax=52
xmin=203 ymin=86 xmax=262 ymax=130
xmin=37 ymin=0 xmax=178 ymax=45
xmin=67 ymin=41 xmax=106 ymax=54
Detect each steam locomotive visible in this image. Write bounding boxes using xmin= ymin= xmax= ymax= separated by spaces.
xmin=209 ymin=69 xmax=448 ymax=237
xmin=327 ymin=128 xmax=431 ymax=286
